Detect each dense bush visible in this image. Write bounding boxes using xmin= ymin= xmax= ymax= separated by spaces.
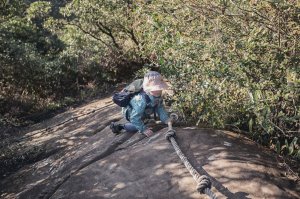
xmin=132 ymin=0 xmax=299 ymax=158
xmin=0 ymin=0 xmax=299 ymax=159
xmin=0 ymin=0 xmax=144 ymax=124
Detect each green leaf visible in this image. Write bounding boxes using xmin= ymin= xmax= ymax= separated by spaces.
xmin=291 ymin=137 xmax=298 ymax=146
xmin=248 ymin=118 xmax=253 ymax=133
xmin=276 ymin=141 xmax=281 ymax=154
xmin=297 ymin=150 xmax=300 ymax=159
xmin=285 ymin=139 xmax=289 ymax=148
xmin=288 ymin=144 xmax=294 ymax=155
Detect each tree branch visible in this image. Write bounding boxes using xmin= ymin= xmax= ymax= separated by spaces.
xmin=67 ymin=23 xmax=111 ymax=48
xmin=94 ymin=22 xmax=120 ymax=49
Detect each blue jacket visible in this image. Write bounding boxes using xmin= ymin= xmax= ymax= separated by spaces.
xmin=122 ymin=93 xmax=169 ymax=133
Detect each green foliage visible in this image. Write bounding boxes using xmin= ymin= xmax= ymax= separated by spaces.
xmin=0 ymin=0 xmax=145 ymax=124
xmin=59 ymin=0 xmax=145 ymax=80
xmin=1 ymin=0 xmax=299 ymax=160
xmin=0 ymin=1 xmax=76 ymax=122
xmin=26 ymin=1 xmax=52 ymax=20
xmin=130 ymin=0 xmax=299 ymax=158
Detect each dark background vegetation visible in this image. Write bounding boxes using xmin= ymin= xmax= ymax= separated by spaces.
xmin=0 ymin=0 xmax=299 ymax=160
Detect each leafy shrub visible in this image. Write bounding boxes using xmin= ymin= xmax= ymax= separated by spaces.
xmin=133 ymin=0 xmax=299 ymax=158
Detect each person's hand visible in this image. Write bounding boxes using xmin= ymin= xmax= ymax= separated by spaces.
xmin=143 ymin=128 xmax=154 ymax=137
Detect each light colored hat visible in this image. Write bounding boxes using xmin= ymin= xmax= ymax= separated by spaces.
xmin=143 ymin=71 xmax=168 ymax=92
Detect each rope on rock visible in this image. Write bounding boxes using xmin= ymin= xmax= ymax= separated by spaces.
xmin=165 ymin=129 xmax=218 ymax=199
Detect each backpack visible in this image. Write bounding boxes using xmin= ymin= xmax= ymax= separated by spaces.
xmin=112 ymin=79 xmax=151 ymax=107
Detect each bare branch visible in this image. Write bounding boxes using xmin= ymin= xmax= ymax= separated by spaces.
xmin=67 ymin=23 xmax=111 ymax=48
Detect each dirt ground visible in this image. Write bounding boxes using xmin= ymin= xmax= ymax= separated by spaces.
xmin=0 ymin=96 xmax=299 ymax=199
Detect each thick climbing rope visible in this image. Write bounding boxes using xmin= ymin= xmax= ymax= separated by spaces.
xmin=165 ymin=119 xmax=218 ymax=199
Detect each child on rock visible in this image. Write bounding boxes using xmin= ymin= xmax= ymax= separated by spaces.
xmin=110 ymin=71 xmax=171 ymax=137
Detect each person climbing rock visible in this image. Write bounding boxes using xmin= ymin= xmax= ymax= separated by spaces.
xmin=110 ymin=71 xmax=171 ymax=137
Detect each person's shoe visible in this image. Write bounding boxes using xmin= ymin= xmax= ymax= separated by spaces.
xmin=110 ymin=122 xmax=121 ymax=134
